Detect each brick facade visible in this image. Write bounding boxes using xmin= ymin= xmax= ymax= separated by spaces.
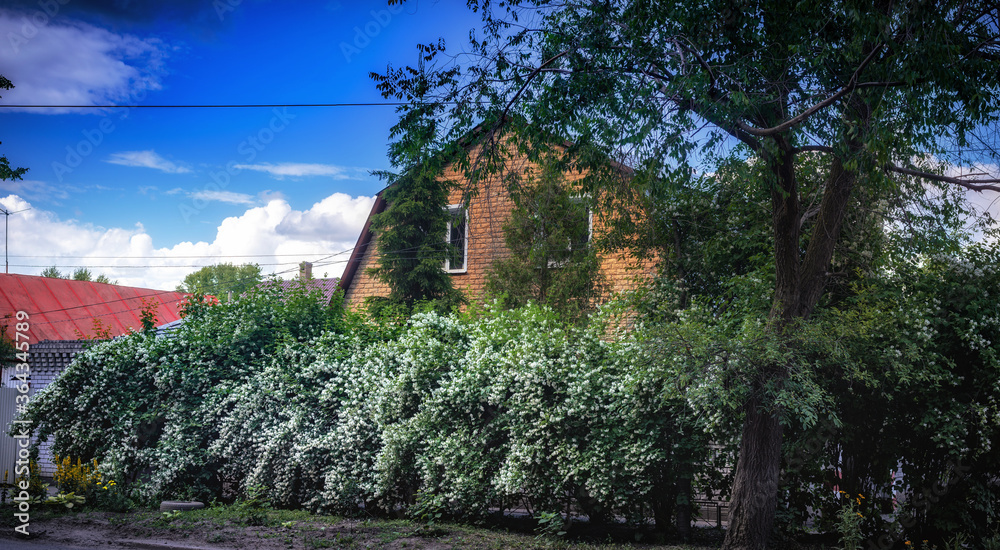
xmin=341 ymin=144 xmax=657 ymax=308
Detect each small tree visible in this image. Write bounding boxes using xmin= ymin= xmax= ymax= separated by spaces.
xmin=40 ymin=266 xmax=63 ymax=278
xmin=367 ymin=57 xmax=463 ymax=312
xmin=486 ymin=159 xmax=606 ymax=320
xmin=368 ymin=169 xmax=462 ymax=311
xmin=0 ymin=321 xmax=16 ymax=368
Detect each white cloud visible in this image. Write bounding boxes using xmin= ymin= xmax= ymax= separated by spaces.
xmin=189 ymin=190 xmax=255 ymax=205
xmin=233 ymin=162 xmax=365 ymax=180
xmin=942 ymin=161 xmax=1000 ymax=238
xmin=0 ymin=11 xmax=167 ymax=113
xmin=106 ymin=150 xmax=191 ymax=174
xmin=258 ymin=189 xmax=287 ymax=203
xmin=0 ymin=178 xmax=74 ymax=202
xmin=0 ymin=193 xmax=376 ymax=290
xmin=276 ymin=193 xmax=376 ymax=242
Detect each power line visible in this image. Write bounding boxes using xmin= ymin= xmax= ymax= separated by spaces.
xmin=10 ymin=262 xmax=309 ymax=269
xmin=22 ymin=248 xmax=356 ymax=319
xmin=11 ymin=253 xmax=335 ymax=259
xmin=0 ymin=102 xmax=472 ymax=109
xmin=25 ymin=288 xmax=190 ymax=320
xmin=21 ymin=232 xmax=477 ymax=326
xmin=29 ymin=271 xmax=336 ymax=329
xmin=16 ymin=234 xmax=470 ymax=323
xmin=27 ymin=271 xmax=293 ymax=322
xmin=10 ymin=246 xmax=363 ymax=271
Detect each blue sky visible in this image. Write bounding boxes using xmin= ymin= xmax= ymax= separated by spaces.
xmin=0 ymin=0 xmax=481 ymax=289
xmin=3 ymin=1 xmax=998 ymax=291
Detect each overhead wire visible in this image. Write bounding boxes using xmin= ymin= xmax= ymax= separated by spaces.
xmin=22 ymin=245 xmax=364 ymax=324
xmin=0 ymin=101 xmax=479 ymax=109
xmin=10 ymin=253 xmax=336 ymax=259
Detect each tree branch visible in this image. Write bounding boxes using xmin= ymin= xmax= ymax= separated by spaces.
xmin=500 ymin=50 xmax=571 ymax=123
xmin=794 ymin=145 xmax=835 ymax=154
xmin=887 ymin=164 xmax=1000 ymax=192
xmin=737 ymin=42 xmax=885 ymax=137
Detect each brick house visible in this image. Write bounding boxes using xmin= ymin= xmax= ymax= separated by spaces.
xmin=338 ymin=140 xmax=657 ymax=308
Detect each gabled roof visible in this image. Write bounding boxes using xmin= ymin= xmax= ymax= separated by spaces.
xmin=336 ymin=125 xmax=635 ymax=296
xmin=337 ymin=192 xmax=388 ymax=295
xmin=0 ymin=274 xmax=190 ymax=342
xmin=260 ymin=277 xmax=342 ymax=303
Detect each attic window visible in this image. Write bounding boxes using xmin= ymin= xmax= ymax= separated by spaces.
xmin=444 ymin=204 xmax=468 ymax=273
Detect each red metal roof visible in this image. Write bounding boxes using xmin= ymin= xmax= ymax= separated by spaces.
xmin=0 ymin=274 xmax=190 ymax=342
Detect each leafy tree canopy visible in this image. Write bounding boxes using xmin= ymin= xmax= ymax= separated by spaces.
xmin=485 ymin=155 xmax=607 ymax=320
xmin=374 ymin=1 xmax=1000 ymax=547
xmin=176 ymin=263 xmax=262 ymax=301
xmin=40 ymin=266 xmax=118 ymax=284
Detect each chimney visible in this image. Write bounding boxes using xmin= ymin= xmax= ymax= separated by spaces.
xmin=299 ymin=261 xmax=313 ymax=281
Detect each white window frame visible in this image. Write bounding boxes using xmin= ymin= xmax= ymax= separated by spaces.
xmin=444 ymin=204 xmax=469 ymax=273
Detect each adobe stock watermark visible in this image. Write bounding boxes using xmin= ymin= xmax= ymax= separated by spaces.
xmin=340 ymin=5 xmax=406 ymax=63
xmin=178 ymin=107 xmax=296 ymax=223
xmin=50 ymin=86 xmax=150 ymax=182
xmin=9 ymin=311 xmax=32 ymax=536
xmin=213 ymin=0 xmax=244 ymax=22
xmin=5 ymin=0 xmax=70 ymax=54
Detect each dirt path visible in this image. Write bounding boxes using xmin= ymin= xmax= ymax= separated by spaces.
xmin=2 ymin=512 xmax=453 ymax=550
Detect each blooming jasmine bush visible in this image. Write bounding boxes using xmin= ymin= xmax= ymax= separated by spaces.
xmin=400 ymin=306 xmax=706 ymax=525
xmin=20 ymin=281 xmax=344 ymax=503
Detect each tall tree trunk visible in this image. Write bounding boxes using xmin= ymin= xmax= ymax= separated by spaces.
xmin=722 ymin=126 xmax=863 ymax=548
xmin=723 ymin=137 xmax=800 ymax=549
xmin=723 ymin=395 xmax=786 ymax=549
xmin=675 ymin=472 xmax=693 ymax=540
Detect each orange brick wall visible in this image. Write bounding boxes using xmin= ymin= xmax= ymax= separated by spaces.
xmin=341 ymin=233 xmax=392 ymax=306
xmin=343 ymin=146 xmax=658 ymax=309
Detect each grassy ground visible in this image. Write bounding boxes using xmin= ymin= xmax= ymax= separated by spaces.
xmin=3 ymin=502 xmax=728 ymax=549
xmin=131 ymin=505 xmax=724 ymax=549
xmin=3 ymin=501 xmax=844 ymax=549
